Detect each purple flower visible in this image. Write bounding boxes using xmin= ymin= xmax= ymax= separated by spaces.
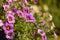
xmin=33 ymin=31 xmax=37 ymax=36
xmin=3 ymin=4 xmax=10 ymax=11
xmin=23 ymin=6 xmax=30 ymax=15
xmin=12 ymin=8 xmax=17 ymax=13
xmin=46 ymin=26 xmax=50 ymax=32
xmin=6 ymin=14 xmax=15 ymax=23
xmin=6 ymin=0 xmax=13 ymax=4
xmin=38 ymin=29 xmax=44 ymax=35
xmin=21 ymin=0 xmax=27 ymax=3
xmin=40 ymin=19 xmax=45 ymax=26
xmin=24 ymin=14 xmax=36 ymax=23
xmin=0 ymin=20 xmax=4 ymax=26
xmin=38 ymin=29 xmax=47 ymax=40
xmin=16 ymin=10 xmax=24 ymax=18
xmin=5 ymin=31 xmax=14 ymax=39
xmin=42 ymin=35 xmax=47 ymax=40
xmin=3 ymin=23 xmax=13 ymax=31
xmin=34 ymin=0 xmax=38 ymax=4
xmin=6 ymin=10 xmax=15 ymax=15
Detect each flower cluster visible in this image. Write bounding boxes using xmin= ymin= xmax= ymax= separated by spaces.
xmin=0 ymin=0 xmax=58 ymax=40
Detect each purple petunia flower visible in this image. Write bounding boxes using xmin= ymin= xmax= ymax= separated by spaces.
xmin=16 ymin=10 xmax=24 ymax=18
xmin=34 ymin=0 xmax=38 ymax=4
xmin=42 ymin=35 xmax=47 ymax=40
xmin=33 ymin=31 xmax=37 ymax=37
xmin=3 ymin=4 xmax=10 ymax=11
xmin=3 ymin=23 xmax=14 ymax=31
xmin=6 ymin=0 xmax=13 ymax=4
xmin=12 ymin=8 xmax=17 ymax=13
xmin=5 ymin=31 xmax=14 ymax=40
xmin=38 ymin=29 xmax=47 ymax=40
xmin=23 ymin=6 xmax=30 ymax=15
xmin=38 ymin=29 xmax=44 ymax=35
xmin=40 ymin=19 xmax=45 ymax=26
xmin=21 ymin=0 xmax=27 ymax=3
xmin=24 ymin=14 xmax=36 ymax=23
xmin=6 ymin=14 xmax=15 ymax=23
xmin=0 ymin=20 xmax=4 ymax=26
xmin=6 ymin=10 xmax=15 ymax=15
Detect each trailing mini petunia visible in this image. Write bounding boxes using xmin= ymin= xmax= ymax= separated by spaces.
xmin=3 ymin=23 xmax=14 ymax=31
xmin=23 ymin=6 xmax=30 ymax=15
xmin=38 ymin=29 xmax=47 ymax=40
xmin=6 ymin=0 xmax=13 ymax=4
xmin=40 ymin=19 xmax=45 ymax=26
xmin=16 ymin=10 xmax=24 ymax=18
xmin=6 ymin=14 xmax=15 ymax=23
xmin=34 ymin=0 xmax=38 ymax=4
xmin=21 ymin=0 xmax=28 ymax=4
xmin=0 ymin=20 xmax=4 ymax=26
xmin=6 ymin=10 xmax=15 ymax=15
xmin=24 ymin=14 xmax=36 ymax=23
xmin=3 ymin=4 xmax=10 ymax=11
xmin=5 ymin=30 xmax=14 ymax=40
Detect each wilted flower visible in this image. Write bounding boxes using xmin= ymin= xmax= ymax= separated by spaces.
xmin=24 ymin=14 xmax=36 ymax=23
xmin=3 ymin=23 xmax=13 ymax=31
xmin=6 ymin=14 xmax=15 ymax=23
xmin=51 ymin=22 xmax=55 ymax=30
xmin=53 ymin=32 xmax=58 ymax=39
xmin=34 ymin=0 xmax=38 ymax=4
xmin=16 ymin=10 xmax=24 ymax=18
xmin=49 ymin=14 xmax=52 ymax=21
xmin=0 ymin=20 xmax=4 ymax=26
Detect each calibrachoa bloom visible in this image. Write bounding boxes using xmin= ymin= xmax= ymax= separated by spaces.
xmin=6 ymin=0 xmax=13 ymax=4
xmin=21 ymin=0 xmax=27 ymax=3
xmin=24 ymin=14 xmax=36 ymax=23
xmin=6 ymin=14 xmax=15 ymax=23
xmin=23 ymin=6 xmax=30 ymax=15
xmin=3 ymin=4 xmax=10 ymax=11
xmin=5 ymin=30 xmax=14 ymax=39
xmin=34 ymin=0 xmax=38 ymax=4
xmin=38 ymin=29 xmax=47 ymax=40
xmin=16 ymin=10 xmax=24 ymax=18
xmin=40 ymin=19 xmax=45 ymax=26
xmin=6 ymin=10 xmax=15 ymax=15
xmin=0 ymin=20 xmax=4 ymax=26
xmin=12 ymin=8 xmax=17 ymax=13
xmin=3 ymin=23 xmax=14 ymax=31
xmin=42 ymin=34 xmax=47 ymax=40
xmin=2 ymin=23 xmax=14 ymax=39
